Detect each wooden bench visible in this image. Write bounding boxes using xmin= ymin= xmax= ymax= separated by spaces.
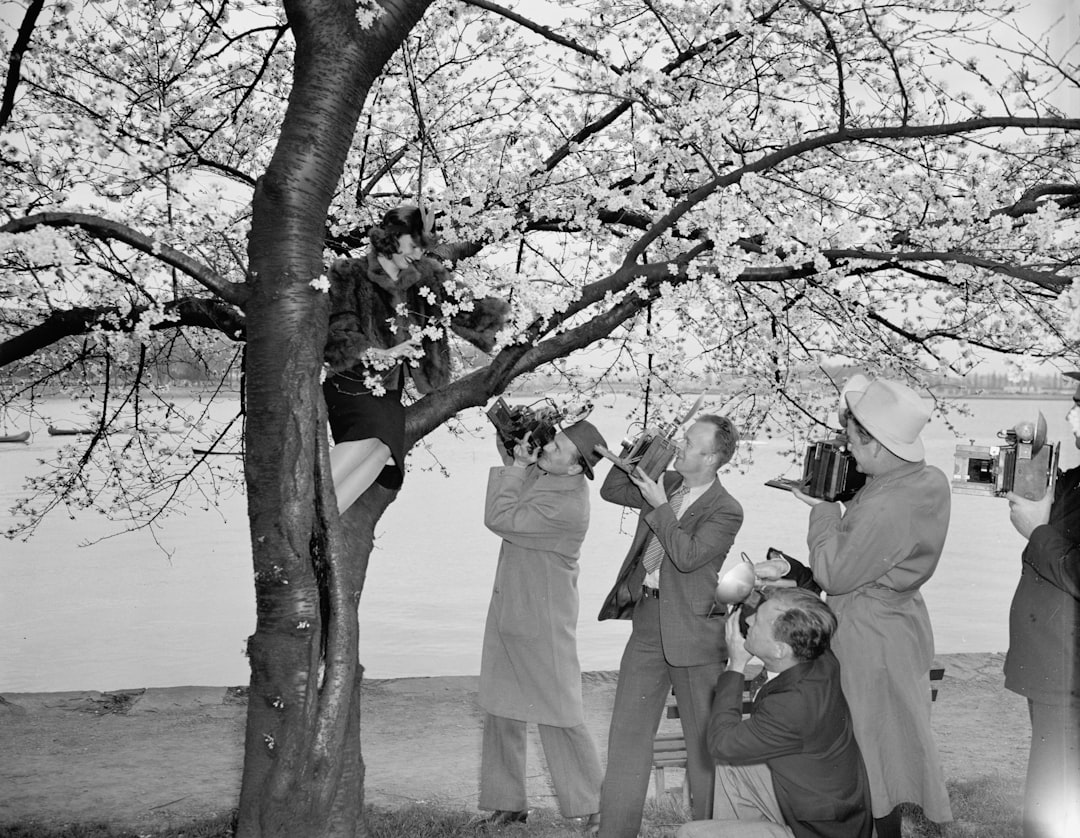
xmin=650 ymin=663 xmax=946 ymax=800
xmin=651 ymin=670 xmax=762 ymax=802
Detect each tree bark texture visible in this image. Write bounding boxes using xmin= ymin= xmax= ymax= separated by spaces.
xmin=236 ymin=1 xmax=434 ymax=836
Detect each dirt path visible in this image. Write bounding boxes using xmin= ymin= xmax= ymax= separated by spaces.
xmin=0 ymin=654 xmax=1029 ymax=832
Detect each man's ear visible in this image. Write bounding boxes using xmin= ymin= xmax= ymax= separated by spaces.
xmin=568 ymin=460 xmax=584 ymax=476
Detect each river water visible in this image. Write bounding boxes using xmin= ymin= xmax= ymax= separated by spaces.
xmin=1 ymin=392 xmax=1075 ymax=692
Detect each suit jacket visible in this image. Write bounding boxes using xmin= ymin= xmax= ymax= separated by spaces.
xmin=706 ymin=651 xmax=872 ymax=838
xmin=598 ymin=466 xmax=743 ymax=666
xmin=1005 ymin=463 xmax=1080 ymax=706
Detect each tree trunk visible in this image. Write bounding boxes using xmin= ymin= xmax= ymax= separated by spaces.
xmin=235 ymin=2 xmax=435 ymax=837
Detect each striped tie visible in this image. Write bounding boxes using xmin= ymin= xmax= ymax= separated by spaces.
xmin=641 ymin=486 xmax=689 ymax=575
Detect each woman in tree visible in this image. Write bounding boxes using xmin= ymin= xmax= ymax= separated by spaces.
xmin=323 ymin=205 xmax=508 ymax=513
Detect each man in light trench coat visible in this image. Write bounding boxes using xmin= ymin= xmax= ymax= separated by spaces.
xmin=475 ymin=419 xmax=609 ymax=831
xmin=788 ymin=377 xmax=952 ymax=838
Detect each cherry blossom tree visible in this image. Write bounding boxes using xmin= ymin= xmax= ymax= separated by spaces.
xmin=1 ymin=0 xmax=1078 ymax=835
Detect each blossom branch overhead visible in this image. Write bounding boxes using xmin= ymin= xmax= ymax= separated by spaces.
xmin=1 ymin=0 xmax=1079 ymax=529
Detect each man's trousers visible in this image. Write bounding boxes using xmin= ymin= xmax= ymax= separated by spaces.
xmin=479 ymin=712 xmax=602 ymax=818
xmin=1024 ymin=699 xmax=1080 ymax=838
xmin=598 ymin=595 xmax=723 ymax=837
xmin=676 ymin=763 xmax=793 ymax=838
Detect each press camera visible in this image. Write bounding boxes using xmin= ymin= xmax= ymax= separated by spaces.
xmin=594 ymin=394 xmax=706 ymax=481
xmin=951 ymin=414 xmax=1059 ymax=501
xmin=486 ymin=397 xmax=562 ymax=453
xmin=602 ymin=423 xmax=682 ymax=481
xmin=766 ymin=438 xmax=866 ymax=502
xmin=486 ymin=397 xmax=594 ymax=454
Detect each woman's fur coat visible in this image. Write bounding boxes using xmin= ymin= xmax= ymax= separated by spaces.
xmin=324 ymin=251 xmax=509 ymax=393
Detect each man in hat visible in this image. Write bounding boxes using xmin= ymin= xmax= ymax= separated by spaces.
xmin=475 ymin=420 xmax=609 ymax=830
xmin=596 ymin=415 xmax=744 ymax=838
xmin=1004 ymin=371 xmax=1080 ymax=838
xmin=789 ymin=377 xmax=952 ymax=838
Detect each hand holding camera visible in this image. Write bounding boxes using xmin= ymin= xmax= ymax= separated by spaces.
xmin=715 ymin=548 xmax=803 ymax=611
xmin=724 ymin=609 xmax=753 ymax=673
xmin=486 ymin=397 xmax=562 ymax=456
xmin=1006 ymin=487 xmax=1054 ymax=539
xmin=791 ymin=485 xmax=826 ymax=507
xmin=509 ymin=433 xmax=539 ymax=468
xmin=629 ymin=468 xmax=668 ymax=508
xmin=753 ymin=557 xmax=792 ymax=582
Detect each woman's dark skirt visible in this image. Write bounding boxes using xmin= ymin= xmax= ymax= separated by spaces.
xmin=323 ymin=373 xmax=405 ymax=490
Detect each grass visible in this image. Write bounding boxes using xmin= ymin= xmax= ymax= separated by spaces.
xmin=902 ymin=774 xmax=1024 ymax=837
xmin=0 ymin=775 xmax=1023 ymax=838
xmin=0 ymin=811 xmax=238 ymax=838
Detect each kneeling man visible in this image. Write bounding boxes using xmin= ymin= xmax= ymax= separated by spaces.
xmin=678 ymin=588 xmax=871 ymax=838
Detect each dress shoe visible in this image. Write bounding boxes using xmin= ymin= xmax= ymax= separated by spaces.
xmin=472 ymin=809 xmax=528 ymax=828
xmin=582 ymin=812 xmax=600 ymax=835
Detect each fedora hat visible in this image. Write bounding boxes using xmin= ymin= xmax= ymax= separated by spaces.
xmin=844 ymin=378 xmax=930 ymax=462
xmin=562 ymin=420 xmax=607 ymax=480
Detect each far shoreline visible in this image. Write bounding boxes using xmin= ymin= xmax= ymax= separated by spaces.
xmin=0 ymin=653 xmax=1010 ymax=699
xmin=935 ymin=391 xmax=1074 ymax=400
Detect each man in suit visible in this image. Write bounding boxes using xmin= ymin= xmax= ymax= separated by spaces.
xmin=678 ymin=588 xmax=871 ymax=838
xmin=1004 ymin=370 xmax=1080 ymax=838
xmin=596 ymin=414 xmax=744 ymax=838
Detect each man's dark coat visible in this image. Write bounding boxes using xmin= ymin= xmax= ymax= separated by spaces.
xmin=706 ymin=650 xmax=872 ymax=838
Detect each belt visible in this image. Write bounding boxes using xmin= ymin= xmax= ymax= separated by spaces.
xmin=642 ymin=585 xmax=660 ymax=599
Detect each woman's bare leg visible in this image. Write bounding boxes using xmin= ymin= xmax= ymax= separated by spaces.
xmin=330 ymin=438 xmax=393 ymax=514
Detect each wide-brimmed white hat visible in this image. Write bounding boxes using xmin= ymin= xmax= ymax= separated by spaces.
xmin=844 ymin=378 xmax=930 ymax=462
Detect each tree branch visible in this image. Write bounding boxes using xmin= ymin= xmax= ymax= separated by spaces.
xmin=535 ymin=2 xmax=784 ymax=173
xmin=460 ymin=0 xmax=610 ymax=67
xmin=623 ymin=115 xmax=1080 ymax=265
xmin=0 ymin=297 xmax=246 ymax=368
xmin=799 ymin=0 xmax=847 ymax=128
xmin=1 ymin=213 xmax=250 ymax=307
xmin=0 ymin=0 xmax=44 ymax=129
xmin=825 ymin=249 xmax=1069 ymax=292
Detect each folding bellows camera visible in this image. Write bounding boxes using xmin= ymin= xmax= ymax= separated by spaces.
xmin=593 ymin=394 xmax=707 ymax=481
xmin=951 ymin=414 xmax=1059 ymax=500
xmin=486 ymin=397 xmax=563 ymax=453
xmin=603 ymin=420 xmax=683 ymax=481
xmin=766 ymin=438 xmax=866 ymax=502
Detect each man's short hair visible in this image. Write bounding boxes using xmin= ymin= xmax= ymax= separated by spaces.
xmin=697 ymin=414 xmax=739 ymax=468
xmin=766 ymin=588 xmax=837 ymax=662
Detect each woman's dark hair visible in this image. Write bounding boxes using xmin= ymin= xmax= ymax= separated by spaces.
xmin=368 ymin=205 xmax=437 ymax=257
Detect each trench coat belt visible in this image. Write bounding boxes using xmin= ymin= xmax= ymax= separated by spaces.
xmin=641 ymin=585 xmax=660 ymax=599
